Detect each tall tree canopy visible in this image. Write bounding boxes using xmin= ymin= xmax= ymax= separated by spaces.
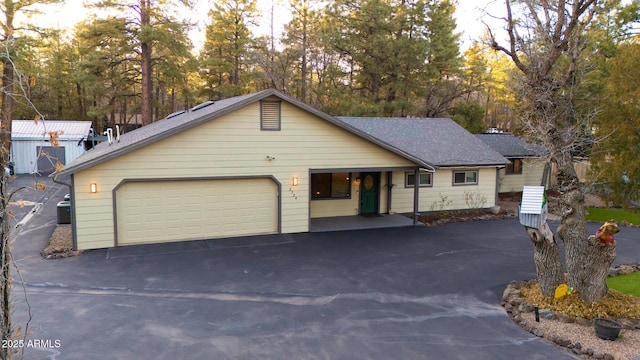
xmin=591 ymin=42 xmax=640 ymax=208
xmin=199 ymin=0 xmax=259 ymax=99
xmin=80 ymin=0 xmax=193 ymax=126
xmin=322 ymin=0 xmax=461 ymax=116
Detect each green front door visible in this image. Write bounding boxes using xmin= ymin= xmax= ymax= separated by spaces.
xmin=360 ymin=172 xmax=379 ymax=215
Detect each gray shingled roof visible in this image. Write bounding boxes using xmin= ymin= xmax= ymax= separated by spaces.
xmin=336 ymin=117 xmax=509 ymax=167
xmin=54 ymin=89 xmax=511 ymax=178
xmin=475 ymin=133 xmax=547 ymax=158
xmin=54 ymin=89 xmax=432 ymax=177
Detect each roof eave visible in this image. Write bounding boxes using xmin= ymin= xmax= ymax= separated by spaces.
xmin=436 ymin=163 xmax=508 ymax=168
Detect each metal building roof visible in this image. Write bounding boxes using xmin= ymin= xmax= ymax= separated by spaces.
xmin=11 ymin=120 xmax=92 ymax=141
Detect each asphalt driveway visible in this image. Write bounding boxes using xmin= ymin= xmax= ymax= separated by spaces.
xmin=8 ymin=175 xmax=640 ymax=359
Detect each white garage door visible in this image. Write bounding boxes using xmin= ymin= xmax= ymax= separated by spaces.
xmin=116 ymin=178 xmax=278 ymax=246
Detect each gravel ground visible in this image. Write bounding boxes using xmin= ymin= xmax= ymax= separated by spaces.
xmin=521 ymin=313 xmax=640 ymax=359
xmin=42 ymin=224 xmax=78 ymax=259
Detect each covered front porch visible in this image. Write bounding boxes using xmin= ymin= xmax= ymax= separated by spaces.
xmin=308 ymin=167 xmax=426 ymax=233
xmin=309 ymin=213 xmax=422 ymax=232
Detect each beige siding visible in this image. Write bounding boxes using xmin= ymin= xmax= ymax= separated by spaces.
xmin=73 ymin=101 xmax=415 ymax=250
xmin=499 ymin=159 xmax=546 ymax=193
xmin=390 ymin=168 xmax=498 ymax=214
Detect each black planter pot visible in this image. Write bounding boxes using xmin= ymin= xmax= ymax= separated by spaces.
xmin=594 ymin=318 xmax=622 ymax=341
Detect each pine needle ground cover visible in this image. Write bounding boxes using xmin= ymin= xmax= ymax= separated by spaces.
xmin=607 ymin=272 xmax=640 ymax=297
xmin=520 ymin=282 xmax=640 ymax=320
xmin=586 ymin=208 xmax=640 ymax=225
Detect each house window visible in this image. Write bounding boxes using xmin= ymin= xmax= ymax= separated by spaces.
xmin=311 ymin=172 xmax=351 ymax=199
xmin=506 ymin=158 xmax=523 ymax=174
xmin=261 ymin=101 xmax=281 ymax=130
xmin=405 ymin=171 xmax=432 ymax=188
xmin=453 ymin=170 xmax=478 ymax=185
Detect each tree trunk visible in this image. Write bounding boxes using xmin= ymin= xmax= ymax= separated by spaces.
xmin=0 ymin=175 xmax=10 ymax=360
xmin=140 ymin=0 xmax=153 ymax=126
xmin=0 ymin=35 xmax=14 ymax=360
xmin=525 ymin=222 xmax=564 ymax=297
xmin=554 ymin=152 xmax=617 ymax=302
xmin=579 ymin=235 xmax=616 ymax=303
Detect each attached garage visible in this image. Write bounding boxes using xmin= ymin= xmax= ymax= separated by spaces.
xmin=115 ymin=178 xmax=279 ymax=246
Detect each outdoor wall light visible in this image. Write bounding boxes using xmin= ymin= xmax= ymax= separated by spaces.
xmin=90 ymin=183 xmax=98 ymax=193
xmin=354 ymin=177 xmax=361 ymax=185
xmin=292 ymin=177 xmax=299 ymax=186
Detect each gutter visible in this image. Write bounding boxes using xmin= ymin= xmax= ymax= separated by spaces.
xmin=51 ymin=172 xmax=72 ymax=189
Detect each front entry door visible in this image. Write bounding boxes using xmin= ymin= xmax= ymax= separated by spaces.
xmin=360 ymin=172 xmax=379 ymax=215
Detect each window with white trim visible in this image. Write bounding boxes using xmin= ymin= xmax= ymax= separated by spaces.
xmin=453 ymin=170 xmax=478 ymax=185
xmin=261 ymin=101 xmax=281 ymax=130
xmin=405 ymin=171 xmax=432 ymax=188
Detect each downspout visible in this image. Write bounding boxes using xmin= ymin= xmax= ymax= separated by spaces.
xmin=495 ymin=168 xmax=500 ymax=207
xmin=386 ymin=172 xmax=392 ymax=214
xmin=413 ymin=167 xmax=419 ymax=226
xmin=52 ymin=173 xmax=71 ymax=189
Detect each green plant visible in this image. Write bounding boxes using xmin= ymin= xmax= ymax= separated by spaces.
xmin=463 ymin=191 xmax=487 ymax=209
xmin=586 ymin=207 xmax=640 ymax=225
xmin=607 ymin=272 xmax=640 ymax=297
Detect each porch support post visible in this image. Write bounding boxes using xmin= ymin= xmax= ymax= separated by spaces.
xmin=386 ymin=172 xmax=393 ymax=213
xmin=495 ymin=168 xmax=500 ymax=207
xmin=413 ymin=167 xmax=419 ymax=226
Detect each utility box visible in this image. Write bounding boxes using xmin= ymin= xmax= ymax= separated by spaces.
xmin=57 ymin=201 xmax=71 ymax=224
xmin=519 ymin=186 xmax=547 ymax=228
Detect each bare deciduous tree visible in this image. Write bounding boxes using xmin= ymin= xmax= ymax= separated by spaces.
xmin=489 ymin=0 xmax=615 ymax=303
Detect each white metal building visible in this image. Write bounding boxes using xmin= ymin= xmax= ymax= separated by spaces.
xmin=11 ymin=120 xmax=93 ymax=174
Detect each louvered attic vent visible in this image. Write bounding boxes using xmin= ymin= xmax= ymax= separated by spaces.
xmin=261 ymin=101 xmax=281 ymax=130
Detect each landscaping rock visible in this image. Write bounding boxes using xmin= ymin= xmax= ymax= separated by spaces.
xmin=557 ymin=313 xmax=575 ymax=323
xmin=539 ymin=309 xmax=555 ymax=320
xmin=518 ymin=302 xmax=535 ymax=313
xmin=576 ymin=317 xmax=591 ymax=326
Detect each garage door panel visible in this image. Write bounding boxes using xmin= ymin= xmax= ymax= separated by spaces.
xmin=117 ymin=178 xmax=278 ymax=246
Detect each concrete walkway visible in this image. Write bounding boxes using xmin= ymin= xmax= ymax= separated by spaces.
xmin=310 ymin=213 xmax=420 ymax=232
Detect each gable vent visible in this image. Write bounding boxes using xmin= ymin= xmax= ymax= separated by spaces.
xmin=261 ymin=101 xmax=281 ymax=131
